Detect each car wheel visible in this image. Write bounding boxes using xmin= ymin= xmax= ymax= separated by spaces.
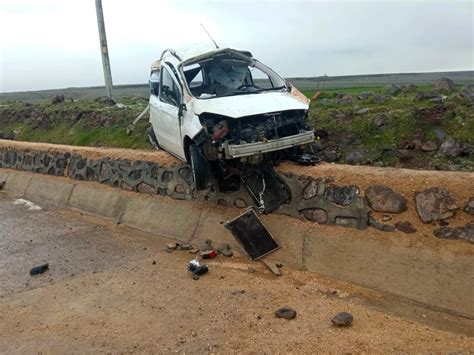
xmin=146 ymin=126 xmax=159 ymax=150
xmin=189 ymin=144 xmax=208 ymax=190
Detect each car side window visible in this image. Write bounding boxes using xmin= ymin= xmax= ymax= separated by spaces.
xmin=149 ymin=70 xmax=160 ymax=96
xmin=160 ymin=68 xmax=180 ymax=106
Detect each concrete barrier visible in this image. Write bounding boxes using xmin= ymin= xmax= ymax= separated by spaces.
xmin=1 ymin=168 xmax=473 ymax=319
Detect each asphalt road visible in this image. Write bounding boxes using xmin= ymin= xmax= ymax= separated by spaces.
xmin=0 ymin=192 xmax=472 ymax=353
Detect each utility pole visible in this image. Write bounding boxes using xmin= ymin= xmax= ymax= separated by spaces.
xmin=95 ymin=0 xmax=113 ymax=99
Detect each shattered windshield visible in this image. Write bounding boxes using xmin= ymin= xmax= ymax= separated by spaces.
xmin=183 ymin=55 xmax=287 ymax=99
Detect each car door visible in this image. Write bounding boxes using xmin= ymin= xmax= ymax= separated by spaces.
xmin=149 ymin=65 xmax=183 ymax=157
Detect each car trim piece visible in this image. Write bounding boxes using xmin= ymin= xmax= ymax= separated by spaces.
xmin=223 ymin=131 xmax=315 ymax=158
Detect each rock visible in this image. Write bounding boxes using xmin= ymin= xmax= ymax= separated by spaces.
xmin=365 ymin=184 xmax=407 ymax=213
xmin=0 ymin=181 xmax=5 ymax=191
xmin=335 ymin=217 xmax=359 ymax=228
xmin=30 ymin=263 xmax=49 ymax=276
xmin=201 ymin=239 xmax=214 ymax=251
xmin=51 ymin=94 xmax=65 ymax=104
xmin=200 ymin=250 xmax=217 ymax=259
xmin=374 ymin=115 xmax=388 ymax=128
xmin=179 ymin=244 xmax=192 ymax=251
xmin=439 ymin=138 xmax=460 ymax=158
xmin=415 ymin=188 xmax=458 ymax=223
xmin=434 ymin=78 xmax=455 ymax=94
xmin=459 ymin=85 xmax=474 ymax=101
xmin=217 ymin=243 xmax=233 ymax=257
xmin=319 ymin=98 xmax=335 ymax=106
xmin=357 ymin=92 xmax=374 ymax=100
xmin=400 ymin=84 xmax=417 ymax=93
xmin=335 ymin=113 xmax=346 ymax=119
xmin=368 ymin=214 xmax=396 ymax=232
xmin=166 ymin=242 xmax=178 ymax=250
xmin=189 ymin=248 xmax=199 ymax=254
xmin=331 ymin=312 xmax=353 ymax=327
xmin=384 ymin=84 xmax=401 ymax=96
xmin=355 ymin=107 xmax=369 ymax=115
xmin=345 ymin=148 xmax=366 ymax=165
xmin=372 ymin=95 xmax=390 ymax=104
xmin=395 ymin=221 xmax=417 ymax=234
xmin=434 ymin=128 xmax=447 ymax=141
xmin=324 ymin=185 xmax=359 ymax=206
xmin=321 ymin=150 xmax=338 ymax=163
xmin=262 ymin=260 xmax=282 ymax=276
xmin=339 ymin=94 xmax=354 ymax=104
xmin=414 ymin=92 xmax=440 ymax=102
xmin=420 ymin=141 xmax=438 ymax=152
xmin=275 ymin=307 xmax=297 ymax=320
xmin=301 ymin=208 xmax=328 ymax=224
xmin=434 ymin=223 xmax=474 ymax=243
xmin=382 ymin=215 xmax=391 ymax=222
xmin=234 ymin=198 xmax=247 ymax=208
xmin=464 ymin=197 xmax=474 ymax=214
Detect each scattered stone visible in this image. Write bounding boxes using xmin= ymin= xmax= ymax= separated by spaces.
xmin=324 ymin=185 xmax=359 ymax=206
xmin=420 ymin=141 xmax=438 ymax=152
xmin=319 ymin=98 xmax=335 ymax=106
xmin=331 ymin=312 xmax=353 ymax=327
xmin=217 ymin=243 xmax=233 ymax=257
xmin=374 ymin=115 xmax=388 ymax=128
xmin=51 ymin=94 xmax=65 ymax=104
xmin=357 ymin=91 xmax=374 ymax=100
xmin=365 ymin=185 xmax=407 ymax=213
xmin=345 ymin=148 xmax=366 ymax=165
xmin=339 ymin=94 xmax=354 ymax=104
xmin=0 ymin=181 xmax=5 ymax=190
xmin=384 ymin=84 xmax=401 ymax=96
xmin=459 ymin=85 xmax=474 ymax=101
xmin=321 ymin=149 xmax=338 ymax=163
xmin=414 ymin=92 xmax=440 ymax=102
xmin=372 ymin=95 xmax=390 ymax=104
xmin=262 ymin=260 xmax=282 ymax=276
xmin=201 ymin=239 xmax=214 ymax=251
xmin=179 ymin=244 xmax=192 ymax=251
xmin=335 ymin=113 xmax=346 ymax=119
xmin=464 ymin=197 xmax=474 ymax=214
xmin=231 ymin=289 xmax=246 ymax=295
xmin=434 ymin=128 xmax=447 ymax=141
xmin=166 ymin=242 xmax=178 ymax=251
xmin=189 ymin=248 xmax=199 ymax=254
xmin=395 ymin=221 xmax=417 ymax=234
xmin=335 ymin=217 xmax=359 ymax=228
xmin=439 ymin=138 xmax=461 ymax=158
xmin=234 ymin=198 xmax=247 ymax=208
xmin=355 ymin=107 xmax=369 ymax=115
xmin=433 ymin=77 xmax=455 ymax=94
xmin=415 ymin=187 xmax=458 ymax=223
xmin=368 ymin=214 xmax=396 ymax=232
xmin=400 ymin=84 xmax=417 ymax=93
xmin=382 ymin=215 xmax=391 ymax=222
xmin=30 ymin=263 xmax=49 ymax=276
xmin=275 ymin=307 xmax=297 ymax=320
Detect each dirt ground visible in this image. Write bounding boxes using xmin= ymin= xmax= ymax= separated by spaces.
xmin=0 ymin=193 xmax=473 ymax=353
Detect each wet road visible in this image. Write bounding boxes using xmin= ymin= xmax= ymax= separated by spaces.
xmin=0 ymin=192 xmax=472 ymax=353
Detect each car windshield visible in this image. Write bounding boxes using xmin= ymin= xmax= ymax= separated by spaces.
xmin=183 ymin=55 xmax=287 ymax=99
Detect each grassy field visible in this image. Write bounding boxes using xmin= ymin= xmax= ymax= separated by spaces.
xmin=1 ymin=72 xmax=473 ymax=171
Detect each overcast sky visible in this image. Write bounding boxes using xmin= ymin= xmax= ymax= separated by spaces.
xmin=0 ymin=0 xmax=472 ymax=92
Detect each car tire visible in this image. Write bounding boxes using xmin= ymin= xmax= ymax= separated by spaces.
xmin=189 ymin=144 xmax=208 ymax=190
xmin=146 ymin=126 xmax=159 ymax=150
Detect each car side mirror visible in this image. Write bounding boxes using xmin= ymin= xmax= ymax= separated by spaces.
xmin=286 ymin=80 xmax=293 ymax=92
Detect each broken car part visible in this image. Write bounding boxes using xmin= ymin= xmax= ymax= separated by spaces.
xmin=187 ymin=259 xmax=209 ymax=279
xmin=224 ymin=208 xmax=280 ymax=260
xmin=30 ymin=263 xmax=49 ymax=276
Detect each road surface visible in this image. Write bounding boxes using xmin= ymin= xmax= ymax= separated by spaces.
xmin=0 ymin=192 xmax=472 ymax=353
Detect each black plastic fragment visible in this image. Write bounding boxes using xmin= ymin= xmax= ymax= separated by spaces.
xmin=30 ymin=263 xmax=49 ymax=276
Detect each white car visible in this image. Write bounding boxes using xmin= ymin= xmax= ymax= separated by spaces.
xmin=148 ymin=45 xmax=314 ymax=190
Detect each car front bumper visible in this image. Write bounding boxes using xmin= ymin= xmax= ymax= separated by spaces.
xmin=222 ymin=131 xmax=315 ymax=159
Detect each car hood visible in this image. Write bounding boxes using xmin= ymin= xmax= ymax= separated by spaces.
xmin=190 ymin=91 xmax=309 ymax=118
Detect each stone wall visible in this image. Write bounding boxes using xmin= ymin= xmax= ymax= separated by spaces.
xmin=0 ymin=147 xmax=370 ymax=229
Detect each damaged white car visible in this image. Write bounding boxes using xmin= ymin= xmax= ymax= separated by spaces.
xmin=147 ymin=46 xmax=314 ymax=191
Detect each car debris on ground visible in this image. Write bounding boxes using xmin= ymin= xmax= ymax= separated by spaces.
xmin=262 ymin=260 xmax=283 ymax=276
xmin=30 ymin=263 xmax=49 ymax=276
xmin=187 ymin=259 xmax=209 ymax=280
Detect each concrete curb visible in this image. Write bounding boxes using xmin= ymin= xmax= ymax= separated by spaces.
xmin=1 ymin=169 xmax=473 ymax=318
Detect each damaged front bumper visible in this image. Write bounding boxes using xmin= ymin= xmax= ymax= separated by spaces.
xmin=222 ymin=131 xmax=315 ymax=159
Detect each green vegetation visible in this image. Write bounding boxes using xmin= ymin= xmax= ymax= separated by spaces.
xmin=0 ymin=84 xmax=472 ymax=171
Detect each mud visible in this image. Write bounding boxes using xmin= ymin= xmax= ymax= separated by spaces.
xmin=0 ymin=193 xmax=473 ymax=353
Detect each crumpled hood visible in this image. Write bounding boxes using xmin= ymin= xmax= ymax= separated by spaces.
xmin=191 ymin=91 xmax=309 ymax=118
